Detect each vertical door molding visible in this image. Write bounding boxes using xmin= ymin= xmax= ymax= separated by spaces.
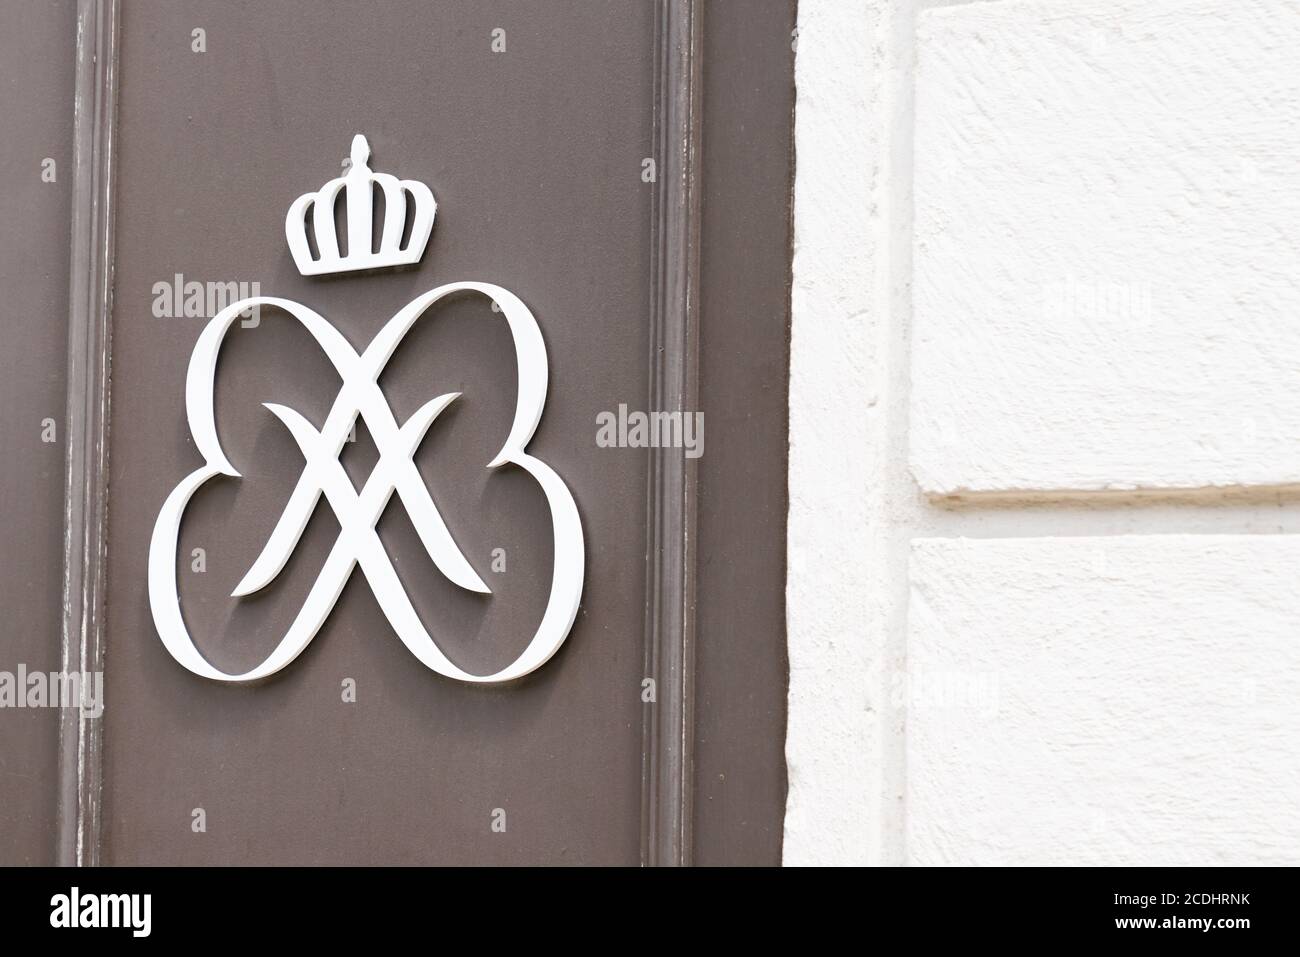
xmin=57 ymin=0 xmax=120 ymax=868
xmin=641 ymin=0 xmax=703 ymax=867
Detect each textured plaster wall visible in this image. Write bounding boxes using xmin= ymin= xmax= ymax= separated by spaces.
xmin=787 ymin=0 xmax=1300 ymax=866
xmin=786 ymin=0 xmax=883 ymax=867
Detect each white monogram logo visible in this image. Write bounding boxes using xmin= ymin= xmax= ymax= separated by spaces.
xmin=148 ymin=137 xmax=584 ymax=684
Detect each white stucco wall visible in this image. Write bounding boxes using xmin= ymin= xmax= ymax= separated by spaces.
xmin=785 ymin=0 xmax=881 ymax=869
xmin=786 ymin=0 xmax=1300 ymax=865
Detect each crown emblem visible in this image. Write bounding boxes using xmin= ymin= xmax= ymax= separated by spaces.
xmin=285 ymin=134 xmax=436 ymax=276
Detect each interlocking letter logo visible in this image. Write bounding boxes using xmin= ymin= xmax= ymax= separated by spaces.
xmin=148 ymin=137 xmax=584 ymax=684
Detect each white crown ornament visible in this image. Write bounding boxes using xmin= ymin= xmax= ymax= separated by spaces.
xmin=285 ymin=134 xmax=436 ymax=275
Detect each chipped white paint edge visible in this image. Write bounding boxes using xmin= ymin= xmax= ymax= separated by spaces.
xmin=785 ymin=0 xmax=988 ymax=867
xmin=785 ymin=0 xmax=882 ymax=867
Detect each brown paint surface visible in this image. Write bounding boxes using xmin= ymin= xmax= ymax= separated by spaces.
xmin=103 ymin=0 xmax=653 ymax=865
xmin=0 ymin=0 xmax=797 ymax=866
xmin=693 ymin=0 xmax=795 ymax=866
xmin=0 ymin=0 xmax=77 ymax=867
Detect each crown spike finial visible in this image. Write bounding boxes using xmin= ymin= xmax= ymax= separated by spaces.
xmin=350 ymin=134 xmax=371 ymax=172
xmin=285 ymin=133 xmax=437 ymax=276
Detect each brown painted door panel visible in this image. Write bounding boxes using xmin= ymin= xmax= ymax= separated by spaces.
xmin=2 ymin=0 xmax=793 ymax=866
xmin=0 ymin=0 xmax=76 ymax=867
